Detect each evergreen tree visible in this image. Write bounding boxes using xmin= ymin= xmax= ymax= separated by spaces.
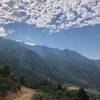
xmin=0 ymin=65 xmax=10 ymax=77
xmin=78 ymin=88 xmax=89 ymax=100
xmin=0 ymin=65 xmax=21 ymax=96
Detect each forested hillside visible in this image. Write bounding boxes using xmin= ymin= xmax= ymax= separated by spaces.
xmin=0 ymin=38 xmax=100 ymax=89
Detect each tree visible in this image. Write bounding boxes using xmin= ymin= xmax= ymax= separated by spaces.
xmin=0 ymin=65 xmax=10 ymax=77
xmin=0 ymin=65 xmax=21 ymax=96
xmin=78 ymin=88 xmax=89 ymax=100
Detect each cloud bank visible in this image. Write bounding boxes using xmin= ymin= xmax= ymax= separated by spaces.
xmin=0 ymin=0 xmax=100 ymax=35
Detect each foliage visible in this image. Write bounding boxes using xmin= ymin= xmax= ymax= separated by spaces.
xmin=0 ymin=65 xmax=21 ymax=96
xmin=32 ymin=80 xmax=89 ymax=100
xmin=78 ymin=88 xmax=89 ymax=100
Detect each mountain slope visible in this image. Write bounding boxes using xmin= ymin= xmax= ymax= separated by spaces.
xmin=14 ymin=87 xmax=34 ymax=100
xmin=94 ymin=60 xmax=100 ymax=68
xmin=0 ymin=38 xmax=64 ymax=83
xmin=0 ymin=38 xmax=100 ymax=89
xmin=32 ymin=45 xmax=100 ymax=88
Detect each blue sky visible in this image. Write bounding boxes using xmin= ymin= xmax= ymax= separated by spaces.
xmin=4 ymin=22 xmax=100 ymax=60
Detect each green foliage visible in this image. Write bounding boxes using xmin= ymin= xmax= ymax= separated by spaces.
xmin=31 ymin=80 xmax=63 ymax=92
xmin=0 ymin=64 xmax=92 ymax=100
xmin=0 ymin=65 xmax=10 ymax=77
xmin=32 ymin=89 xmax=89 ymax=100
xmin=32 ymin=81 xmax=89 ymax=100
xmin=0 ymin=65 xmax=21 ymax=96
xmin=78 ymin=88 xmax=89 ymax=100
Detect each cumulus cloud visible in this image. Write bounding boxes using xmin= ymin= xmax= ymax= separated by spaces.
xmin=0 ymin=0 xmax=100 ymax=32
xmin=0 ymin=26 xmax=7 ymax=37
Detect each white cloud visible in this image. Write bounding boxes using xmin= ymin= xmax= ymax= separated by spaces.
xmin=15 ymin=39 xmax=36 ymax=46
xmin=0 ymin=0 xmax=100 ymax=32
xmin=0 ymin=26 xmax=7 ymax=37
xmin=15 ymin=39 xmax=22 ymax=42
xmin=24 ymin=42 xmax=36 ymax=46
xmin=7 ymin=29 xmax=15 ymax=34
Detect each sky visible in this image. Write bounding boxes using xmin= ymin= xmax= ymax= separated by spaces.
xmin=0 ymin=0 xmax=100 ymax=59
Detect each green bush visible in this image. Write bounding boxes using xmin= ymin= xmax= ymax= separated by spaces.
xmin=0 ymin=65 xmax=21 ymax=96
xmin=78 ymin=88 xmax=89 ymax=100
xmin=32 ymin=80 xmax=89 ymax=100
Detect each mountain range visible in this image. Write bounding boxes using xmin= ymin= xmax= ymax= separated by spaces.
xmin=0 ymin=37 xmax=100 ymax=89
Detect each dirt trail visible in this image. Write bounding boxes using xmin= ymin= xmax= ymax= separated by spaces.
xmin=14 ymin=87 xmax=35 ymax=100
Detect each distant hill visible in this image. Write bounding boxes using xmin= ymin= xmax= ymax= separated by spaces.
xmin=31 ymin=45 xmax=100 ymax=88
xmin=0 ymin=37 xmax=100 ymax=89
xmin=94 ymin=60 xmax=100 ymax=68
xmin=0 ymin=38 xmax=62 ymax=83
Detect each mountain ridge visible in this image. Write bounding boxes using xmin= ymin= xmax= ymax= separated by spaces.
xmin=0 ymin=37 xmax=100 ymax=89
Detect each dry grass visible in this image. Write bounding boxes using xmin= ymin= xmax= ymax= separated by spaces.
xmin=0 ymin=87 xmax=35 ymax=100
xmin=0 ymin=92 xmax=17 ymax=100
xmin=14 ymin=87 xmax=34 ymax=100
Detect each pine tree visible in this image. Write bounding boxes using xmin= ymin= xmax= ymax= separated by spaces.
xmin=78 ymin=88 xmax=89 ymax=100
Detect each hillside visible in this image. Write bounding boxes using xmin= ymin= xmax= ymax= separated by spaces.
xmin=0 ymin=87 xmax=34 ymax=100
xmin=0 ymin=38 xmax=100 ymax=89
xmin=14 ymin=87 xmax=34 ymax=100
xmin=0 ymin=38 xmax=62 ymax=83
xmin=0 ymin=64 xmax=100 ymax=100
xmin=31 ymin=45 xmax=100 ymax=88
xmin=94 ymin=60 xmax=100 ymax=68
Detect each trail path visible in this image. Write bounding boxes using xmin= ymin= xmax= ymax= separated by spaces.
xmin=14 ymin=87 xmax=35 ymax=100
